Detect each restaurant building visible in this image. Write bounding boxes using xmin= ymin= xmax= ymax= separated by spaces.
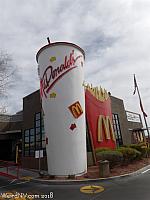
xmin=0 ymin=111 xmax=22 ymax=161
xmin=0 ymin=89 xmax=143 ymax=170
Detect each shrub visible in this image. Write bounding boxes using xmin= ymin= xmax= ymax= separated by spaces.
xmin=146 ymin=147 xmax=150 ymax=157
xmin=127 ymin=143 xmax=147 ymax=157
xmin=95 ymin=147 xmax=111 ymax=154
xmin=96 ymin=150 xmax=123 ymax=168
xmin=117 ymin=147 xmax=141 ymax=163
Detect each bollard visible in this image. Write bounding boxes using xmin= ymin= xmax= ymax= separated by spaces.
xmin=98 ymin=160 xmax=110 ymax=178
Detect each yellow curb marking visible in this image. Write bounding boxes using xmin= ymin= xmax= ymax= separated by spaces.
xmin=80 ymin=185 xmax=104 ymax=194
xmin=19 ymin=176 xmax=32 ymax=181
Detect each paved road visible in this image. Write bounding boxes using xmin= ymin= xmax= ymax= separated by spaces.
xmin=0 ymin=169 xmax=150 ymax=200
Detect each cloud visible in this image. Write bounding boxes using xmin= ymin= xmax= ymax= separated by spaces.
xmin=0 ymin=0 xmax=150 ymax=127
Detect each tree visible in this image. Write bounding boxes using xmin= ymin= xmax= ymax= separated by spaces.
xmin=0 ymin=51 xmax=15 ymax=113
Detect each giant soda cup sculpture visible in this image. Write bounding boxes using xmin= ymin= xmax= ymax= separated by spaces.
xmin=36 ymin=42 xmax=87 ymax=176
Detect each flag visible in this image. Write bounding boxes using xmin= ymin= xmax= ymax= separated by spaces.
xmin=133 ymin=74 xmax=137 ymax=95
xmin=140 ymin=99 xmax=147 ymax=117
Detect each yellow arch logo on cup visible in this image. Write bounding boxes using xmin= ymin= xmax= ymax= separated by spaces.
xmin=50 ymin=56 xmax=56 ymax=62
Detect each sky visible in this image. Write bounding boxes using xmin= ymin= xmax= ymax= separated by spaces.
xmin=0 ymin=0 xmax=150 ymax=126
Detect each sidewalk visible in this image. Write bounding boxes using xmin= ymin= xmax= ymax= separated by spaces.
xmin=1 ymin=158 xmax=150 ymax=184
xmin=0 ymin=166 xmax=39 ymax=180
xmin=30 ymin=163 xmax=150 ymax=185
xmin=25 ymin=158 xmax=150 ymax=184
xmin=18 ymin=168 xmax=39 ymax=180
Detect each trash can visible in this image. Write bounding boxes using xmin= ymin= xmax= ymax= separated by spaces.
xmin=98 ymin=160 xmax=110 ymax=178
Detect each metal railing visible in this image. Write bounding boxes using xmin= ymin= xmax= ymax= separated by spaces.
xmin=0 ymin=160 xmax=20 ymax=179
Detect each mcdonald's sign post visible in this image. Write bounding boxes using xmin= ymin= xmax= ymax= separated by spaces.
xmin=85 ymin=85 xmax=116 ymax=150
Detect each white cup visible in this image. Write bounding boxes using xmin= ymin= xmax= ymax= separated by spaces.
xmin=36 ymin=42 xmax=87 ymax=176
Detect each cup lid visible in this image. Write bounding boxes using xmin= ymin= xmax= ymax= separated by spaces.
xmin=36 ymin=42 xmax=85 ymax=63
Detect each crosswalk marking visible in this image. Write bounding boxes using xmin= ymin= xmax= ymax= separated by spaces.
xmin=142 ymin=169 xmax=150 ymax=174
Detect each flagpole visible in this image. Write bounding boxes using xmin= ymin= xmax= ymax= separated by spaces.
xmin=134 ymin=74 xmax=150 ymax=142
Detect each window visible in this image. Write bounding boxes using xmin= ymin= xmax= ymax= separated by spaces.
xmin=30 ymin=128 xmax=35 ymax=156
xmin=36 ymin=113 xmax=41 ymax=120
xmin=24 ymin=129 xmax=35 ymax=156
xmin=36 ymin=120 xmax=40 ymax=127
xmin=23 ymin=112 xmax=46 ymax=157
xmin=35 ymin=112 xmax=46 ymax=152
xmin=36 ymin=127 xmax=40 ymax=134
xmin=35 ymin=112 xmax=41 ymax=149
xmin=30 ymin=128 xmax=34 ymax=142
xmin=112 ymin=114 xmax=123 ymax=147
xmin=24 ymin=130 xmax=29 ymax=156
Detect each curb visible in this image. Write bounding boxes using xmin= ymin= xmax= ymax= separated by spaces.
xmin=30 ymin=164 xmax=150 ymax=185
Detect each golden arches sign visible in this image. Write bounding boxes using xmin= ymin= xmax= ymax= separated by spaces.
xmin=97 ymin=115 xmax=116 ymax=142
xmin=68 ymin=101 xmax=83 ymax=119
